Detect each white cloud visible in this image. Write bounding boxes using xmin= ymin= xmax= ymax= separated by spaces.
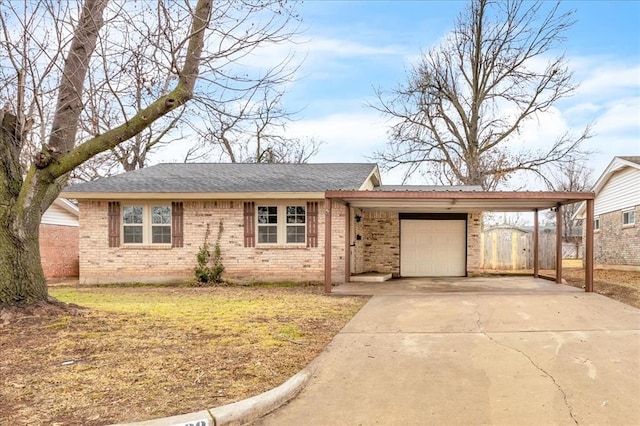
xmin=571 ymin=58 xmax=640 ymax=101
xmin=591 ymin=97 xmax=640 ymax=135
xmin=286 ymin=111 xmax=388 ymax=161
xmin=304 ymin=38 xmax=405 ymax=58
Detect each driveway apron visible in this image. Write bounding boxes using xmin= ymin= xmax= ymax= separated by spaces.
xmin=254 ymin=283 xmax=640 ymax=425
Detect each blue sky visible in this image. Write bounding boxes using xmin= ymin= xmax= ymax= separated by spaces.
xmin=271 ymin=0 xmax=640 ymax=187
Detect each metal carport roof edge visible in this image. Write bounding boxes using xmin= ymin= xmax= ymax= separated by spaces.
xmin=324 ymin=190 xmax=595 ymax=212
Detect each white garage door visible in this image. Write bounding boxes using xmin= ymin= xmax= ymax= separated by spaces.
xmin=400 ymin=220 xmax=466 ymax=277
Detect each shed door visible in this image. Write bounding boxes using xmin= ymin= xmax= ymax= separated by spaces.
xmin=400 ymin=220 xmax=466 ymax=277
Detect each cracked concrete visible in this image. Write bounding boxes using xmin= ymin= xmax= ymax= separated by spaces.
xmin=473 ymin=304 xmax=579 ymax=425
xmin=254 ymin=279 xmax=640 ymax=425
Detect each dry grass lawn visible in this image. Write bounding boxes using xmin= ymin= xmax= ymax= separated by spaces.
xmin=0 ymin=285 xmax=368 ymax=425
xmin=562 ymin=268 xmax=640 ymax=308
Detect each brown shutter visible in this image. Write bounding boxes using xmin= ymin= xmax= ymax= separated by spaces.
xmin=244 ymin=202 xmax=255 ymax=247
xmin=108 ymin=201 xmax=120 ymax=247
xmin=307 ymin=201 xmax=318 ymax=248
xmin=172 ymin=201 xmax=184 ymax=248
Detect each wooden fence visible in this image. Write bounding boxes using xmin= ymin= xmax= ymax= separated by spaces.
xmin=481 ymin=228 xmax=557 ymax=270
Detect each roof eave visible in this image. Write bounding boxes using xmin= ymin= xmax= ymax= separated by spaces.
xmin=60 ymin=191 xmax=327 ymax=200
xmin=327 ymin=190 xmax=595 ymax=213
xmin=53 ymin=197 xmax=80 ymax=216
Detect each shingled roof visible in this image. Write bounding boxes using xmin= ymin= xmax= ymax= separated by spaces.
xmin=64 ymin=163 xmax=379 ymax=194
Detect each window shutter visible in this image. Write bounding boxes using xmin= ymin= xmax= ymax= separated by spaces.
xmin=108 ymin=201 xmax=120 ymax=247
xmin=244 ymin=202 xmax=255 ymax=247
xmin=172 ymin=201 xmax=184 ymax=248
xmin=307 ymin=201 xmax=318 ymax=248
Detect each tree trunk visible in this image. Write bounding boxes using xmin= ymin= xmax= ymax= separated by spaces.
xmin=0 ymin=0 xmax=212 ymax=308
xmin=0 ymin=213 xmax=47 ymax=306
xmin=1 ymin=111 xmax=48 ymax=306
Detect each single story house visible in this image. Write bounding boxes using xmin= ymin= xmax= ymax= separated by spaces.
xmin=574 ymin=156 xmax=640 ymax=271
xmin=61 ymin=163 xmax=596 ymax=291
xmin=40 ymin=198 xmax=80 ymax=278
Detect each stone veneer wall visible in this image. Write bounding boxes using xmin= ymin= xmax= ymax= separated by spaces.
xmin=351 ymin=210 xmax=483 ymax=277
xmin=593 ymin=205 xmax=640 ymax=267
xmin=79 ymin=199 xmax=346 ymax=284
xmin=40 ymin=224 xmax=79 ymax=278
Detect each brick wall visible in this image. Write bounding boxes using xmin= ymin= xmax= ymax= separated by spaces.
xmin=593 ymin=205 xmax=640 ymax=267
xmin=352 ymin=208 xmax=366 ymax=275
xmin=40 ymin=224 xmax=79 ymax=278
xmin=330 ymin=201 xmax=346 ymax=283
xmin=359 ymin=210 xmax=400 ymax=276
xmin=467 ymin=212 xmax=483 ymax=272
xmin=78 ymin=200 xmax=487 ymax=284
xmin=79 ymin=199 xmax=347 ymax=285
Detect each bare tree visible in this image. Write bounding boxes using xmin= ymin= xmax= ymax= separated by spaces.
xmin=186 ymin=87 xmax=323 ymax=164
xmin=12 ymin=1 xmax=302 ymax=182
xmin=0 ymin=0 xmax=300 ymax=306
xmin=373 ymin=0 xmax=590 ymax=189
xmin=546 ymin=158 xmax=593 ymax=244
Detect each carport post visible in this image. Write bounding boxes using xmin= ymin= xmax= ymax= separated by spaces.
xmin=585 ymin=198 xmax=594 ymax=292
xmin=556 ymin=203 xmax=563 ymax=284
xmin=533 ymin=209 xmax=539 ymax=278
xmin=324 ymin=197 xmax=333 ymax=293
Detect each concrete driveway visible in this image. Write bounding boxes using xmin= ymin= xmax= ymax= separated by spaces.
xmin=254 ymin=278 xmax=640 ymax=425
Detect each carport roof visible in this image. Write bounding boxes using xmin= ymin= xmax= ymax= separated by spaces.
xmin=325 ymin=190 xmax=595 ymax=212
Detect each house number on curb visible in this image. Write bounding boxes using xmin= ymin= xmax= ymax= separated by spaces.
xmin=176 ymin=421 xmax=209 ymax=426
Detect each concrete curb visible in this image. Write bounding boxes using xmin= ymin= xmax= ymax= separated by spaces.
xmin=114 ymin=369 xmax=311 ymax=426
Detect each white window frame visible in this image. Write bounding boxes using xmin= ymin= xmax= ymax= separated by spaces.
xmin=622 ymin=209 xmax=635 ymax=227
xmin=257 ymin=206 xmax=279 ymax=244
xmin=594 ymin=216 xmax=600 ymax=232
xmin=122 ymin=204 xmax=172 ymax=245
xmin=285 ymin=205 xmax=307 ymax=244
xmin=256 ymin=204 xmax=306 ymax=246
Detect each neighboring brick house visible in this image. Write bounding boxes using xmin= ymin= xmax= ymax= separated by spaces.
xmin=40 ymin=198 xmax=80 ymax=278
xmin=575 ymin=156 xmax=640 ymax=271
xmin=61 ymin=163 xmax=594 ymax=289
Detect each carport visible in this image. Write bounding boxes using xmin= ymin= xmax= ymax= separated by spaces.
xmin=323 ymin=190 xmax=596 ymax=293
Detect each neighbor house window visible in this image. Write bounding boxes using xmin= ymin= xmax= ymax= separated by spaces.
xmin=594 ymin=217 xmax=600 ymax=231
xmin=623 ymin=210 xmax=635 ymax=226
xmin=257 ymin=205 xmax=306 ymax=244
xmin=123 ymin=204 xmax=171 ymax=244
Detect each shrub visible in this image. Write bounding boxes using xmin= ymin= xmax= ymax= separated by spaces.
xmin=194 ymin=220 xmax=225 ymax=285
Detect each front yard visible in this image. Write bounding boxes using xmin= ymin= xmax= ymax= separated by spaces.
xmin=0 ymin=285 xmax=368 ymax=425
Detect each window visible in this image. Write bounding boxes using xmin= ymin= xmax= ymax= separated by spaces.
xmin=122 ymin=204 xmax=172 ymax=244
xmin=258 ymin=206 xmax=278 ymax=243
xmin=594 ymin=217 xmax=600 ymax=231
xmin=623 ymin=210 xmax=635 ymax=226
xmin=257 ymin=205 xmax=306 ymax=244
xmin=152 ymin=206 xmax=172 ymax=243
xmin=123 ymin=206 xmax=143 ymax=243
xmin=286 ymin=206 xmax=306 ymax=243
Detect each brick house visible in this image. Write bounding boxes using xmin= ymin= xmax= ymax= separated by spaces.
xmin=40 ymin=198 xmax=80 ymax=278
xmin=574 ymin=156 xmax=640 ymax=271
xmin=61 ymin=163 xmax=596 ymax=290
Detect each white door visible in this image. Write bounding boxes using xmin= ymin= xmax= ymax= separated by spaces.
xmin=400 ymin=220 xmax=466 ymax=277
